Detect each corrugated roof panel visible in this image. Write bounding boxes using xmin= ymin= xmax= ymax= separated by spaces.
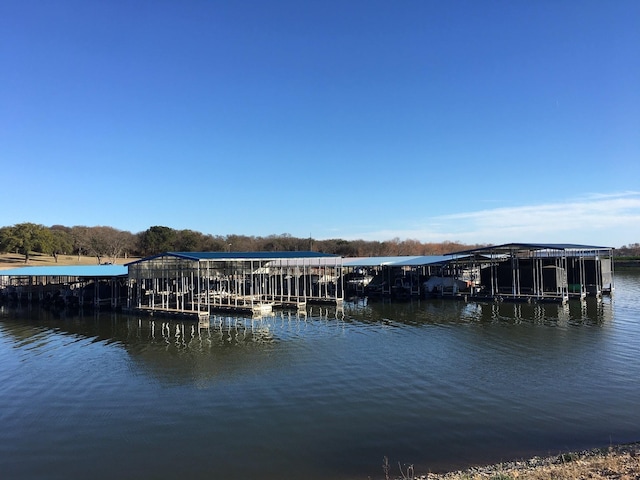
xmin=343 ymin=256 xmax=454 ymax=267
xmin=266 ymin=257 xmax=343 ymax=267
xmin=343 ymin=256 xmax=415 ymax=267
xmin=172 ymin=251 xmax=338 ymax=259
xmin=448 ymin=243 xmax=613 ymax=256
xmin=393 ymin=255 xmax=455 ymax=266
xmin=0 ymin=265 xmax=128 ymax=277
xmin=127 ymin=251 xmax=339 ymax=265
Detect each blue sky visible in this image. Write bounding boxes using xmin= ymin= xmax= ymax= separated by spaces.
xmin=2 ymin=0 xmax=639 ymax=248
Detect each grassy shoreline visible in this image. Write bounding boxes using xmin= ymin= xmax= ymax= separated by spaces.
xmin=0 ymin=252 xmax=136 ymax=270
xmin=400 ymin=442 xmax=640 ymax=479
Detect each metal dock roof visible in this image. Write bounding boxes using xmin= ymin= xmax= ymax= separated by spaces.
xmin=447 ymin=243 xmax=613 ymax=256
xmin=127 ymin=251 xmax=339 ymax=265
xmin=0 ymin=265 xmax=128 ymax=277
xmin=343 ymin=255 xmax=455 ymax=267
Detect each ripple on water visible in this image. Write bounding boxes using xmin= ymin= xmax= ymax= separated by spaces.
xmin=0 ymin=271 xmax=639 ymax=480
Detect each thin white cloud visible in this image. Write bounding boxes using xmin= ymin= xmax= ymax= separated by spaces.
xmin=575 ymin=191 xmax=640 ymax=201
xmin=343 ymin=192 xmax=640 ymax=247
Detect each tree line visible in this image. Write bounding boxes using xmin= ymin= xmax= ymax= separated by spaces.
xmin=2 ymin=223 xmax=637 ymax=264
xmin=0 ymin=223 xmax=488 ymax=264
xmin=617 ymin=243 xmax=640 ymax=258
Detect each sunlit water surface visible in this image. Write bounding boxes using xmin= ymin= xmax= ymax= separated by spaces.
xmin=1 ymin=270 xmax=639 ymax=479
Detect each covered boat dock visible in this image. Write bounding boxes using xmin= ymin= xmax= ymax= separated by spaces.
xmin=0 ymin=265 xmax=128 ymax=308
xmin=343 ymin=255 xmax=462 ymax=298
xmin=0 ymin=243 xmax=615 ymax=312
xmin=448 ymin=243 xmax=615 ymax=303
xmin=126 ymin=251 xmax=343 ymax=318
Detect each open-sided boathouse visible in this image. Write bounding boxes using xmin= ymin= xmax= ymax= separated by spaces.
xmin=126 ymin=251 xmax=343 ymax=318
xmin=0 ymin=264 xmax=128 ymax=308
xmin=448 ymin=243 xmax=615 ymax=302
xmin=0 ymin=243 xmax=615 ymax=313
xmin=341 ymin=243 xmax=614 ymax=303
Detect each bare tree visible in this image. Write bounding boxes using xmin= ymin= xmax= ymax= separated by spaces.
xmin=69 ymin=226 xmax=132 ymax=264
xmin=70 ymin=226 xmax=91 ymax=261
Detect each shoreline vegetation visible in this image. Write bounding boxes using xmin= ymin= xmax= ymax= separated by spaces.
xmin=393 ymin=442 xmax=640 ymax=479
xmin=1 ymin=223 xmax=639 ymax=269
xmin=614 ymin=259 xmax=640 ymax=267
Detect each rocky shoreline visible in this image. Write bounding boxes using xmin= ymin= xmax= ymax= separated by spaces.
xmin=410 ymin=442 xmax=640 ymax=479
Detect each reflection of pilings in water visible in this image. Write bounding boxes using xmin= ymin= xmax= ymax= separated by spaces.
xmin=491 ymin=303 xmax=500 ymax=322
xmin=581 ymin=300 xmax=588 ymax=320
xmin=512 ymin=304 xmax=522 ymax=324
xmin=573 ymin=297 xmax=610 ymax=324
xmin=126 ymin=310 xmax=349 ymax=350
xmin=533 ymin=304 xmax=545 ymax=324
xmin=163 ymin=322 xmax=171 ymax=345
xmin=493 ymin=302 xmax=573 ymax=325
xmin=307 ymin=305 xmax=344 ymax=321
xmin=557 ymin=303 xmax=570 ymax=325
xmin=150 ymin=321 xmax=194 ymax=346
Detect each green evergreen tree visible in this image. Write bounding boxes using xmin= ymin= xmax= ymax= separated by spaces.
xmin=1 ymin=223 xmax=53 ymax=263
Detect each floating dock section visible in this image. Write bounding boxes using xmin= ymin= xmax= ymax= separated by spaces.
xmin=125 ymin=251 xmax=343 ymax=318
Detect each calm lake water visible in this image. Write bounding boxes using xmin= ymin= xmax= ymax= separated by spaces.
xmin=1 ymin=269 xmax=639 ymax=479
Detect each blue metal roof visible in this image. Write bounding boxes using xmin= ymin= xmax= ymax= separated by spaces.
xmin=448 ymin=243 xmax=613 ymax=255
xmin=0 ymin=265 xmax=128 ymax=277
xmin=496 ymin=243 xmax=611 ymax=250
xmin=127 ymin=251 xmax=339 ymax=265
xmin=343 ymin=255 xmax=454 ymax=267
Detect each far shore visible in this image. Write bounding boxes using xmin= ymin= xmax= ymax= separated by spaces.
xmin=615 ymin=259 xmax=640 ymax=267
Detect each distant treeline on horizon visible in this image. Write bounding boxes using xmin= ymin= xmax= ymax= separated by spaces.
xmin=1 ymin=223 xmax=638 ymax=264
xmin=0 ymin=223 xmax=484 ymax=263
